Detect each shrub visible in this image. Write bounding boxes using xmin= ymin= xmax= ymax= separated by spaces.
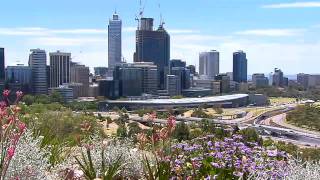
xmin=173 ymin=122 xmax=190 ymax=142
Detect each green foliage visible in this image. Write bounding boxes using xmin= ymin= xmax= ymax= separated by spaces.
xmin=171 ymin=95 xmax=183 ymax=99
xmin=116 ymin=113 xmax=129 ymax=125
xmin=156 ymin=111 xmax=170 ymax=119
xmin=191 ymin=107 xmax=213 ymax=119
xmin=128 ymin=122 xmax=142 ymax=139
xmin=173 ymin=122 xmax=190 ymax=142
xmin=49 ymin=90 xmax=64 ymax=103
xmin=213 ymin=107 xmax=223 ymax=114
xmin=287 ymin=105 xmax=320 ymax=131
xmin=134 ymin=108 xmax=154 ymax=117
xmin=199 ymin=119 xmax=216 ymax=134
xmin=239 ymin=128 xmax=263 ymax=145
xmin=75 ymin=148 xmax=124 ymax=180
xmin=22 ymin=94 xmax=35 ymax=105
xmin=190 ymin=128 xmax=203 ymax=139
xmin=65 ymin=101 xmax=98 ymax=111
xmin=142 ymin=155 xmax=170 ymax=180
xmin=117 ymin=124 xmax=128 ymax=138
xmin=20 ymin=104 xmax=102 ymax=165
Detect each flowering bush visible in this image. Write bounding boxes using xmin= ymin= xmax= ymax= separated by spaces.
xmin=65 ymin=138 xmax=144 ymax=179
xmin=0 ymin=90 xmax=26 ymax=178
xmin=171 ymin=134 xmax=289 ymax=179
xmin=136 ymin=113 xmax=291 ymax=179
xmin=249 ymin=159 xmax=320 ymax=180
xmin=6 ymin=130 xmax=51 ymax=179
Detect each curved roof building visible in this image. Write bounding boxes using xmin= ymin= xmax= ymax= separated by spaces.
xmin=99 ymin=94 xmax=249 ymax=110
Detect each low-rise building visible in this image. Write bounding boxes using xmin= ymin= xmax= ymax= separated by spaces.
xmin=49 ymin=85 xmax=73 ymax=102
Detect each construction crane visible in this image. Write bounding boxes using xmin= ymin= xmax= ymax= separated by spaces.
xmin=158 ymin=2 xmax=165 ymax=27
xmin=135 ymin=0 xmax=148 ymax=30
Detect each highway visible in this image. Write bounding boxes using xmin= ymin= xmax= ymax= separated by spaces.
xmin=96 ymin=103 xmax=320 ymax=147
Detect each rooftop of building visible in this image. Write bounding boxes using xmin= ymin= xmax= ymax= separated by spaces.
xmin=105 ymin=94 xmax=249 ymax=105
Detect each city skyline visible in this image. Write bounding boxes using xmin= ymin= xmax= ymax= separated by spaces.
xmin=1 ymin=0 xmax=320 ymax=74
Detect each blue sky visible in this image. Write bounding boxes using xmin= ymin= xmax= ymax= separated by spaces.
xmin=1 ymin=0 xmax=320 ymax=74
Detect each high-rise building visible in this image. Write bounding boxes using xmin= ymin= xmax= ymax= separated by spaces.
xmin=98 ymin=79 xmax=120 ymax=99
xmin=171 ymin=67 xmax=191 ymax=90
xmin=29 ymin=49 xmax=48 ymax=94
xmin=215 ymin=73 xmax=230 ymax=93
xmin=134 ymin=17 xmax=170 ymax=90
xmin=94 ymin=67 xmax=108 ymax=77
xmin=297 ymin=73 xmax=320 ymax=89
xmin=297 ymin=73 xmax=309 ymax=89
xmin=131 ymin=62 xmax=158 ymax=94
xmin=252 ymin=73 xmax=269 ymax=88
xmin=71 ymin=63 xmax=89 ymax=97
xmin=6 ymin=64 xmax=32 ymax=85
xmin=108 ymin=12 xmax=122 ymax=68
xmin=187 ymin=65 xmax=196 ymax=75
xmin=113 ymin=62 xmax=158 ymax=96
xmin=170 ymin=59 xmax=186 ymax=69
xmin=0 ymin=48 xmax=5 ymax=81
xmin=6 ymin=64 xmax=32 ymax=93
xmin=113 ymin=65 xmax=143 ymax=97
xmin=167 ymin=75 xmax=181 ymax=96
xmin=49 ymin=51 xmax=71 ymax=88
xmin=199 ymin=50 xmax=219 ymax=79
xmin=272 ymin=68 xmax=286 ymax=87
xmin=233 ymin=50 xmax=247 ymax=83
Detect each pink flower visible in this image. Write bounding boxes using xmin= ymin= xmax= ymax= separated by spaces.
xmin=167 ymin=115 xmax=176 ymax=129
xmin=8 ymin=115 xmax=15 ymax=124
xmin=16 ymin=91 xmax=23 ymax=98
xmin=18 ymin=122 xmax=26 ymax=133
xmin=7 ymin=147 xmax=15 ymax=158
xmin=3 ymin=89 xmax=10 ymax=97
xmin=0 ymin=101 xmax=6 ymax=108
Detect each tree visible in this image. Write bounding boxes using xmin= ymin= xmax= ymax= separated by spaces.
xmin=239 ymin=128 xmax=263 ymax=145
xmin=22 ymin=94 xmax=35 ymax=105
xmin=50 ymin=91 xmax=64 ymax=103
xmin=34 ymin=94 xmax=50 ymax=104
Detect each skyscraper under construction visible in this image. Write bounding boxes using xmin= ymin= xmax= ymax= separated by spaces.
xmin=134 ymin=18 xmax=170 ymax=90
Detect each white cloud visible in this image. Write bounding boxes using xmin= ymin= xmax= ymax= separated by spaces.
xmin=30 ymin=37 xmax=106 ymax=46
xmin=0 ymin=27 xmax=50 ymax=36
xmin=262 ymin=2 xmax=320 ymax=8
xmin=312 ymin=24 xmax=320 ymax=28
xmin=0 ymin=27 xmax=107 ymax=36
xmin=123 ymin=26 xmax=137 ymax=32
xmin=167 ymin=29 xmax=200 ymax=34
xmin=235 ymin=29 xmax=305 ymax=37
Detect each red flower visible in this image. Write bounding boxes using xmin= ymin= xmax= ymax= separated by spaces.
xmin=152 ymin=132 xmax=160 ymax=143
xmin=3 ymin=90 xmax=10 ymax=97
xmin=8 ymin=115 xmax=15 ymax=124
xmin=167 ymin=115 xmax=176 ymax=129
xmin=18 ymin=122 xmax=26 ymax=133
xmin=7 ymin=147 xmax=15 ymax=159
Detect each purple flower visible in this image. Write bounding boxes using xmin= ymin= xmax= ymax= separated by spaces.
xmin=233 ymin=171 xmax=244 ymax=177
xmin=211 ymin=162 xmax=221 ymax=168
